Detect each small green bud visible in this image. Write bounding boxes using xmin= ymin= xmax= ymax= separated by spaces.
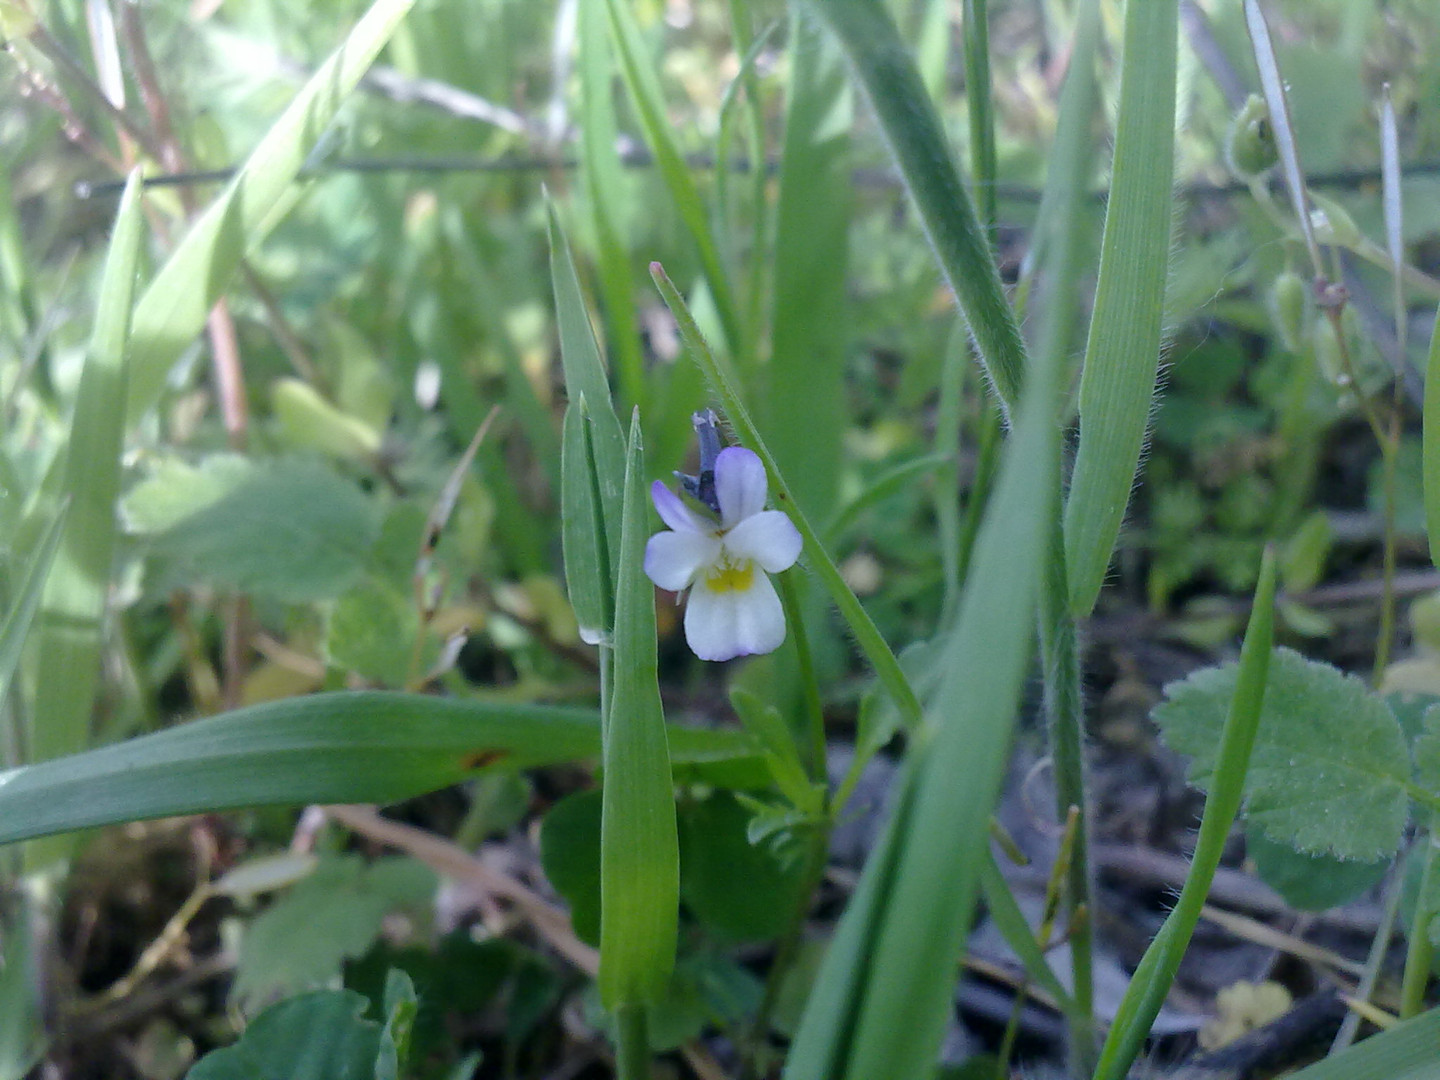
xmin=1269 ymin=269 xmax=1308 ymax=352
xmin=1308 ymin=192 xmax=1364 ymax=250
xmin=1226 ymin=94 xmax=1278 ymax=180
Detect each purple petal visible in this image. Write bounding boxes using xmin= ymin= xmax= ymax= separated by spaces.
xmin=724 ymin=510 xmax=802 ymax=573
xmin=651 ymin=480 xmax=711 ymax=533
xmin=715 ymin=446 xmax=767 ymax=528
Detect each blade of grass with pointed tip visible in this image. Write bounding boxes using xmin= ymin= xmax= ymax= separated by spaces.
xmin=1061 ymin=0 xmax=1178 ymax=617
xmin=124 ymin=0 xmax=416 ymax=424
xmin=549 ymin=203 xmax=627 ymax=570
xmin=601 ymin=0 xmax=740 ymax=355
xmin=599 ymin=412 xmax=678 ymax=1008
xmin=0 ymin=691 xmax=758 ymax=847
xmin=1093 ymin=549 xmax=1277 ymax=1080
xmin=1243 ymin=0 xmax=1320 ymax=276
xmin=650 ymin=262 xmax=920 ymax=730
xmin=0 ymin=506 xmax=65 ymax=707
xmin=768 ymin=8 xmax=852 ymax=518
xmin=796 ymin=0 xmax=1026 ymax=418
xmin=30 ymin=171 xmax=144 ymax=776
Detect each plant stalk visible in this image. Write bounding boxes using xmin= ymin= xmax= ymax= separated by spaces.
xmin=1039 ymin=508 xmax=1095 ymax=1073
xmin=615 ymin=1002 xmax=651 ymax=1080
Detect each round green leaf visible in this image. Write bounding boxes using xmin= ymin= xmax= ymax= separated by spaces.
xmin=539 ymin=790 xmax=602 ymax=946
xmin=677 ymin=792 xmax=808 ymax=942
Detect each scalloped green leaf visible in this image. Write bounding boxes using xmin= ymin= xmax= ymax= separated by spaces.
xmin=151 ymin=461 xmax=379 ymax=603
xmin=1246 ymin=827 xmax=1388 ymax=911
xmin=1154 ymin=647 xmax=1410 ymax=861
xmin=187 ymin=989 xmax=380 ymax=1080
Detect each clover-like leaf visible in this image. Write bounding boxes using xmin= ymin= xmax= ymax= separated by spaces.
xmin=1154 ymin=648 xmax=1410 ymax=861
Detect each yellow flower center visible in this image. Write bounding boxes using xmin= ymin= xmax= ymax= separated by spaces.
xmin=704 ymin=554 xmax=755 ymax=593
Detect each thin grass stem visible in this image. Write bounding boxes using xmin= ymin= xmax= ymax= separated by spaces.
xmin=1400 ymin=831 xmax=1437 ymax=1019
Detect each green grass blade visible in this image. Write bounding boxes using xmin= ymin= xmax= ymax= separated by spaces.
xmin=561 ymin=402 xmax=612 ymax=646
xmin=602 ymin=0 xmax=741 ymax=354
xmin=0 ymin=692 xmax=759 ymax=847
xmin=977 ymin=852 xmax=1077 ymax=1018
xmin=797 ymin=0 xmax=1026 ymax=417
xmin=0 ymin=506 xmax=66 ymax=707
xmin=767 ymin=9 xmax=852 ymax=518
xmin=1281 ymin=1007 xmax=1440 ymax=1080
xmin=578 ymin=0 xmax=645 ymax=412
xmin=1093 ymin=549 xmax=1277 ymax=1080
xmin=783 ymin=767 xmax=918 ymax=1080
xmin=599 ymin=412 xmax=679 ymax=1007
xmin=649 ymin=263 xmax=921 ymax=729
xmin=124 ymin=0 xmax=416 ymax=424
xmin=1424 ymin=307 xmax=1440 ymax=565
xmin=549 ymin=203 xmax=628 ymax=568
xmin=962 ymin=0 xmax=996 ymax=230
xmin=30 ymin=171 xmax=144 ymax=771
xmin=1061 ymin=0 xmax=1178 ymax=617
xmin=836 ymin=235 xmax=1064 ymax=1080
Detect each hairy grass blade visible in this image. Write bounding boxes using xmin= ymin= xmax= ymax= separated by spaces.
xmin=1062 ymin=0 xmax=1178 ymax=616
xmin=796 ymin=0 xmax=1026 ymax=417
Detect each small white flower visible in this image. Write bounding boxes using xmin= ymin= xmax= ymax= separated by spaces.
xmin=644 ymin=447 xmax=803 ymax=662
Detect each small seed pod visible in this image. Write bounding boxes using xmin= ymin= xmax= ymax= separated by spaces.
xmin=1269 ymin=269 xmax=1308 ymax=353
xmin=1225 ymin=94 xmax=1279 ymax=181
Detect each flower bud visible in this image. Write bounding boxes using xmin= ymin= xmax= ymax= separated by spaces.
xmin=1269 ymin=269 xmax=1308 ymax=353
xmin=1226 ymin=95 xmax=1278 ymax=180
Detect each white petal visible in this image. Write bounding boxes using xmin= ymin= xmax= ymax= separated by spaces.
xmin=651 ymin=481 xmax=712 ymax=534
xmin=715 ymin=447 xmax=768 ymax=528
xmin=684 ymin=570 xmax=786 ymax=661
xmin=724 ymin=510 xmax=802 ymax=573
xmin=644 ymin=530 xmax=719 ymax=591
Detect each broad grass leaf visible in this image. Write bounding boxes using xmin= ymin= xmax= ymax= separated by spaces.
xmin=152 ymin=461 xmax=379 ymax=603
xmin=1153 ymin=647 xmax=1410 ymax=861
xmin=598 ymin=413 xmax=678 ymax=1007
xmin=232 ymin=854 xmax=436 ymax=1014
xmin=0 ymin=692 xmax=760 ymax=847
xmin=187 ymin=989 xmax=381 ymax=1080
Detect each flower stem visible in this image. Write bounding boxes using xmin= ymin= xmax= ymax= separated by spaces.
xmin=614 ymin=1002 xmax=651 ymax=1080
xmin=1040 ymin=508 xmax=1095 ymax=1074
xmin=778 ymin=570 xmax=827 ymax=782
xmin=1401 ymin=831 xmax=1438 ymax=1019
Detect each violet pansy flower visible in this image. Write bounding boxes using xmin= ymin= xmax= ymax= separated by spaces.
xmin=644 ymin=445 xmax=802 ymax=662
